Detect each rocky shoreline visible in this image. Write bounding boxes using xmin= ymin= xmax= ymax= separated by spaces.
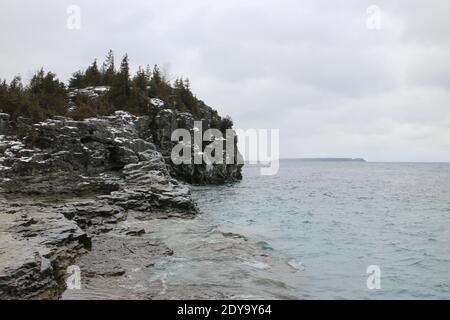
xmin=0 ymin=107 xmax=300 ymax=299
xmin=0 ymin=107 xmax=240 ymax=299
xmin=61 ymin=212 xmax=304 ymax=300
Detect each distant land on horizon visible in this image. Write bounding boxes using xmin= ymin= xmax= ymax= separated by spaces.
xmin=279 ymin=159 xmax=450 ymax=163
xmin=244 ymin=158 xmax=367 ymax=164
xmin=286 ymin=158 xmax=367 ymax=162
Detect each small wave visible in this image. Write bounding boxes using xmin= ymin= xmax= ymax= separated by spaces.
xmin=209 ymin=228 xmax=248 ymax=241
xmin=253 ymin=278 xmax=288 ymax=289
xmin=287 ymin=260 xmax=305 ymax=271
xmin=242 ymin=260 xmax=271 ymax=270
xmin=255 ymin=241 xmax=274 ymax=251
xmin=434 ymin=282 xmax=449 ymax=292
xmin=323 ymin=192 xmax=335 ymax=198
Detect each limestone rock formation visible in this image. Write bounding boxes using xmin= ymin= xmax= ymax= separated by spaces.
xmin=0 ymin=107 xmax=242 ymax=299
xmin=152 ymin=108 xmax=243 ymax=184
xmin=0 ymin=201 xmax=90 ymax=299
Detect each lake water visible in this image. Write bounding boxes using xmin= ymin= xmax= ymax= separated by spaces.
xmin=192 ymin=160 xmax=450 ymax=299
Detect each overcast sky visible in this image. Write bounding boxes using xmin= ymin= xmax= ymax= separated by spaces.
xmin=1 ymin=0 xmax=449 ymax=161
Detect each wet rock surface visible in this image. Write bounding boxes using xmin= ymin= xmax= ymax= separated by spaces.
xmin=0 ymin=198 xmax=90 ymax=299
xmin=62 ymin=215 xmax=305 ymax=300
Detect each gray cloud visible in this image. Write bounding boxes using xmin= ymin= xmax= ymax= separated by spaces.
xmin=0 ymin=0 xmax=449 ymax=161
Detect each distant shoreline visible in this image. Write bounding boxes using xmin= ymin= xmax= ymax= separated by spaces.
xmin=283 ymin=158 xmax=366 ymax=162
xmin=244 ymin=159 xmax=450 ymax=164
xmin=244 ymin=158 xmax=366 ymax=165
xmin=279 ymin=159 xmax=450 ymax=164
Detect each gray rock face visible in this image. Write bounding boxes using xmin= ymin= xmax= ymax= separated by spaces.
xmin=67 ymin=86 xmax=112 ymax=112
xmin=0 ymin=109 xmax=241 ymax=299
xmin=1 ymin=111 xmax=165 ymax=194
xmin=0 ymin=200 xmax=90 ymax=299
xmin=152 ymin=109 xmax=243 ymax=184
xmin=0 ymin=111 xmax=196 ymax=299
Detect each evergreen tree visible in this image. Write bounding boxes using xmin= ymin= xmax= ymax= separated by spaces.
xmin=29 ymin=69 xmax=67 ymax=119
xmin=172 ymin=77 xmax=198 ymax=114
xmin=0 ymin=51 xmax=234 ymax=131
xmin=118 ymin=54 xmax=130 ymax=96
xmin=69 ymin=70 xmax=85 ymax=88
xmin=148 ymin=64 xmax=172 ymax=103
xmin=132 ymin=66 xmax=148 ymax=92
xmin=149 ymin=64 xmax=162 ymax=97
xmin=0 ymin=76 xmax=25 ymax=119
xmin=108 ymin=54 xmax=131 ymax=108
xmin=220 ymin=116 xmax=234 ymax=132
xmin=102 ymin=49 xmax=116 ymax=86
xmin=84 ymin=59 xmax=102 ymax=86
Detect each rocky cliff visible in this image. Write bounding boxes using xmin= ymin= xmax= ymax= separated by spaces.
xmin=152 ymin=108 xmax=243 ymax=184
xmin=0 ymin=107 xmax=242 ymax=299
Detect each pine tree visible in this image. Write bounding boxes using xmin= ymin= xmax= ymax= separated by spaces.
xmin=0 ymin=51 xmax=234 ymax=130
xmin=148 ymin=64 xmax=173 ymax=103
xmin=102 ymin=49 xmax=116 ymax=86
xmin=26 ymin=69 xmax=67 ymax=121
xmin=108 ymin=54 xmax=131 ymax=108
xmin=84 ymin=59 xmax=102 ymax=86
xmin=220 ymin=116 xmax=234 ymax=132
xmin=132 ymin=66 xmax=148 ymax=92
xmin=69 ymin=70 xmax=85 ymax=88
xmin=151 ymin=65 xmax=162 ymax=86
xmin=0 ymin=76 xmax=25 ymax=119
xmin=118 ymin=54 xmax=130 ymax=96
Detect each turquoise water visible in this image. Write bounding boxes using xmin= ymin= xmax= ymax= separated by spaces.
xmin=192 ymin=160 xmax=450 ymax=299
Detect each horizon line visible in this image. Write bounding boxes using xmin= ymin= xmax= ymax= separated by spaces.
xmin=278 ymin=157 xmax=450 ymax=163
